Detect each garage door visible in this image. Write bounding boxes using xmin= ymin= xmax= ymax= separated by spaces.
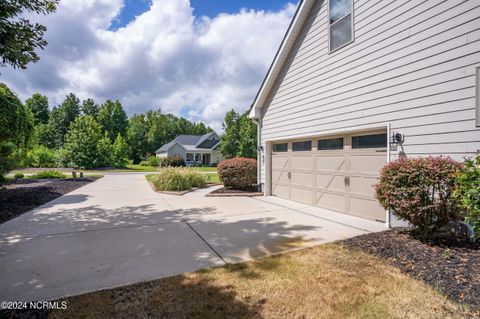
xmin=271 ymin=131 xmax=387 ymax=221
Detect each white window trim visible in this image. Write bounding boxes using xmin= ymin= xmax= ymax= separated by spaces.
xmin=328 ymin=0 xmax=355 ymax=53
xmin=476 ymin=66 xmax=480 ymax=127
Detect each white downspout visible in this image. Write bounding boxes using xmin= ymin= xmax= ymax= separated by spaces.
xmin=385 ymin=122 xmax=391 ymax=229
xmin=252 ymin=118 xmax=262 ymax=191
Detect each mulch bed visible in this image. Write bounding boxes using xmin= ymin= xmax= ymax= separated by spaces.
xmin=0 ymin=178 xmax=98 ymax=225
xmin=341 ymin=229 xmax=480 ymax=310
xmin=207 ymin=186 xmax=263 ymax=197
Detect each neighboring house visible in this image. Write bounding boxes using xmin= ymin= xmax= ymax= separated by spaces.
xmin=249 ymin=0 xmax=480 ymax=225
xmin=155 ymin=132 xmax=223 ymax=166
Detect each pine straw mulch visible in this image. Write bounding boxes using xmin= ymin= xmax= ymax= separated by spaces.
xmin=341 ymin=229 xmax=480 ymax=311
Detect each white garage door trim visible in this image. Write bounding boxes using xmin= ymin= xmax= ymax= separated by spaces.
xmin=268 ymin=128 xmax=389 ymax=223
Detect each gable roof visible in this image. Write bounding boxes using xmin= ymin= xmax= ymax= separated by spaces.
xmin=155 ymin=132 xmax=220 ymax=153
xmin=249 ymin=0 xmax=315 ymax=119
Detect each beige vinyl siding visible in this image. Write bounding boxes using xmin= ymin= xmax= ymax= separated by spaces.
xmin=260 ymin=0 xmax=480 ymax=171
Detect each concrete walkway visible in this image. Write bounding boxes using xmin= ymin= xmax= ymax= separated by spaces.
xmin=0 ymin=174 xmax=385 ymax=302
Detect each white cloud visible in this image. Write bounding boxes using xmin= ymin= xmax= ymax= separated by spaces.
xmin=1 ymin=0 xmax=296 ymax=131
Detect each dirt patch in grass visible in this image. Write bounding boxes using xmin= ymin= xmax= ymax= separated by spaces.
xmin=207 ymin=186 xmax=263 ymax=197
xmin=0 ymin=178 xmax=98 ymax=225
xmin=4 ymin=244 xmax=474 ymax=319
xmin=342 ymin=229 xmax=480 ymax=312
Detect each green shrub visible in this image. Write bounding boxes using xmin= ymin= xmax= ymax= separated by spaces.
xmin=217 ymin=157 xmax=257 ymax=189
xmin=24 ymin=145 xmax=56 ymax=168
xmin=148 ymin=167 xmax=206 ymax=191
xmin=14 ymin=172 xmax=24 ymax=179
xmin=145 ymin=155 xmax=160 ymax=166
xmin=31 ymin=170 xmax=65 ymax=179
xmin=454 ymin=154 xmax=480 ymax=239
xmin=375 ymin=156 xmax=462 ymax=239
xmin=158 ymin=156 xmax=186 ymax=167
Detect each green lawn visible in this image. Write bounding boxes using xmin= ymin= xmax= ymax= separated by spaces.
xmin=126 ymin=164 xmax=217 ymax=173
xmin=8 ymin=165 xmax=217 ymax=175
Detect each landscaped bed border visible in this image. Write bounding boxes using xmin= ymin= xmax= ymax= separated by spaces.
xmin=341 ymin=228 xmax=480 ymax=311
xmin=206 ymin=186 xmax=263 ymax=197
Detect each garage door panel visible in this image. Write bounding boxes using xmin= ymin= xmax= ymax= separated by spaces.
xmin=316 ymin=192 xmax=346 ymax=212
xmin=272 ymin=170 xmax=290 ymax=184
xmin=316 ymin=156 xmax=347 ymax=171
xmin=350 ymin=154 xmax=386 ymax=174
xmin=290 ymin=156 xmax=314 ymax=170
xmin=291 ymin=188 xmax=314 ymax=204
xmin=272 ymin=156 xmax=289 ymax=169
xmin=349 ymin=176 xmax=377 ymax=197
xmin=291 ymin=172 xmax=314 ymax=187
xmin=272 ymin=184 xmax=289 ymax=199
xmin=316 ymin=174 xmax=346 ymax=192
xmin=349 ymin=196 xmax=385 ymax=221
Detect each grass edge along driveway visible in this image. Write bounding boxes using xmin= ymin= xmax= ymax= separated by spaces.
xmin=47 ymin=243 xmax=474 ymax=319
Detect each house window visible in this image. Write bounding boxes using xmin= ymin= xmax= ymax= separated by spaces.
xmin=476 ymin=67 xmax=480 ymax=126
xmin=329 ymin=0 xmax=354 ymax=52
xmin=292 ymin=140 xmax=312 ymax=152
xmin=318 ymin=137 xmax=344 ymax=150
xmin=273 ymin=143 xmax=288 ymax=152
xmin=352 ymin=133 xmax=387 ymax=149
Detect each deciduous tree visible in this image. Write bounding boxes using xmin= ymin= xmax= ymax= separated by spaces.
xmin=62 ymin=115 xmax=102 ymax=169
xmin=0 ymin=83 xmax=34 ymax=180
xmin=49 ymin=93 xmax=80 ymax=148
xmin=25 ymin=93 xmax=49 ymax=124
xmin=0 ymin=0 xmax=59 ymax=69
xmin=98 ymin=100 xmax=128 ymax=141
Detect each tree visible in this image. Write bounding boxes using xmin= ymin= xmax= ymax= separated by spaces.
xmin=220 ymin=109 xmax=240 ymax=159
xmin=127 ymin=114 xmax=148 ymax=164
xmin=96 ymin=132 xmax=113 ymax=167
xmin=97 ymin=100 xmax=128 ymax=141
xmin=112 ymin=133 xmax=129 ymax=168
xmin=0 ymin=0 xmax=59 ymax=69
xmin=238 ymin=112 xmax=257 ymax=158
xmin=25 ymin=93 xmax=49 ymax=124
xmin=219 ymin=110 xmax=257 ymax=159
xmin=35 ymin=122 xmax=55 ymax=148
xmin=49 ymin=93 xmax=80 ymax=148
xmin=0 ymin=83 xmax=34 ymax=180
xmin=62 ymin=115 xmax=102 ymax=169
xmin=81 ymin=98 xmax=99 ymax=118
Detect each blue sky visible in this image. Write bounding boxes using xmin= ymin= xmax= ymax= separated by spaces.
xmin=111 ymin=0 xmax=292 ymax=29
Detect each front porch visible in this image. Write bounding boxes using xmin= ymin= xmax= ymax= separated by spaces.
xmin=186 ymin=152 xmax=211 ymax=166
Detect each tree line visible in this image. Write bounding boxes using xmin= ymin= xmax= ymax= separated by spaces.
xmin=0 ymin=83 xmax=212 ymax=175
xmin=0 ymin=82 xmax=258 ymax=181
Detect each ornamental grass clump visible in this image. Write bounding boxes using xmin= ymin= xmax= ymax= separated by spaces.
xmin=454 ymin=154 xmax=480 ymax=239
xmin=149 ymin=167 xmax=206 ymax=191
xmin=375 ymin=156 xmax=462 ymax=239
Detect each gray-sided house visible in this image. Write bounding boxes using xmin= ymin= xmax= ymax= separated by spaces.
xmin=249 ymin=0 xmax=480 ymax=226
xmin=155 ymin=132 xmax=223 ymax=166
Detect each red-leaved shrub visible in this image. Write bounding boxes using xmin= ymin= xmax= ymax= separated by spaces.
xmin=375 ymin=156 xmax=462 ymax=237
xmin=217 ymin=157 xmax=257 ymax=189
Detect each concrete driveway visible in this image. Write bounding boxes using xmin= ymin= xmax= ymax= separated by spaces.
xmin=0 ymin=174 xmax=385 ymax=302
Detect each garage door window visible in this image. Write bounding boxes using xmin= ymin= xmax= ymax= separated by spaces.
xmin=292 ymin=140 xmax=312 ymax=151
xmin=352 ymin=133 xmax=387 ymax=149
xmin=273 ymin=143 xmax=288 ymax=152
xmin=318 ymin=137 xmax=344 ymax=150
